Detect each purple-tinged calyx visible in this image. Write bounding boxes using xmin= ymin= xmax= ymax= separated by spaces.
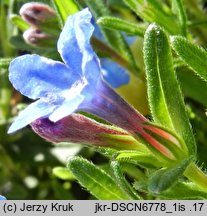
xmin=20 ymin=2 xmax=56 ymax=26
xmin=30 ymin=113 xmax=145 ymax=150
xmin=23 ymin=27 xmax=55 ymax=47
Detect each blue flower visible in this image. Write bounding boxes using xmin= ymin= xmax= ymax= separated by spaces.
xmin=0 ymin=195 xmax=6 ymax=200
xmin=8 ymin=8 xmax=182 ymax=160
xmin=101 ymin=58 xmax=130 ymax=88
xmin=8 ymin=8 xmax=146 ymax=135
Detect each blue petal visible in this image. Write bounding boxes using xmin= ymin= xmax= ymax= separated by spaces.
xmin=49 ymin=94 xmax=84 ymax=122
xmin=0 ymin=195 xmax=6 ymax=200
xmin=57 ymin=8 xmax=101 ymax=84
xmin=9 ymin=54 xmax=77 ymax=100
xmin=8 ymin=100 xmax=56 ymax=133
xmin=101 ymin=58 xmax=130 ymax=88
xmin=92 ymin=17 xmax=105 ymax=42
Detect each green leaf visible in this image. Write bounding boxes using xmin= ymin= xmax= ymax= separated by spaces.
xmin=176 ymin=66 xmax=207 ymax=107
xmin=122 ymin=163 xmax=147 ymax=182
xmin=123 ymin=0 xmax=179 ymax=34
xmin=67 ymin=157 xmax=129 ymax=200
xmin=171 ymin=36 xmax=207 ymax=82
xmin=134 ymin=180 xmax=207 ymax=199
xmin=0 ymin=58 xmax=12 ymax=69
xmin=143 ymin=24 xmax=196 ymax=156
xmin=52 ymin=167 xmax=75 ymax=181
xmin=97 ymin=16 xmax=146 ymax=36
xmin=148 ymin=157 xmax=193 ymax=194
xmin=52 ymin=0 xmax=79 ymax=27
xmin=160 ymin=182 xmax=207 ymax=199
xmin=94 ymin=147 xmax=117 ymax=158
xmin=184 ymin=162 xmax=207 ymax=192
xmin=115 ymin=150 xmax=162 ymax=168
xmin=171 ymin=0 xmax=187 ymax=36
xmin=10 ymin=14 xmax=29 ymax=31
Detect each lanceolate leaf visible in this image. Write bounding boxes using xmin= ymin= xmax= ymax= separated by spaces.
xmin=10 ymin=15 xmax=29 ymax=31
xmin=123 ymin=0 xmax=179 ymax=34
xmin=111 ymin=161 xmax=141 ymax=199
xmin=67 ymin=157 xmax=129 ymax=200
xmin=176 ymin=66 xmax=207 ymax=107
xmin=115 ymin=151 xmax=162 ymax=168
xmin=160 ymin=182 xmax=207 ymax=199
xmin=148 ymin=157 xmax=193 ymax=193
xmin=97 ymin=16 xmax=146 ymax=36
xmin=171 ymin=0 xmax=187 ymax=36
xmin=171 ymin=36 xmax=207 ymax=82
xmin=143 ymin=24 xmax=196 ymax=155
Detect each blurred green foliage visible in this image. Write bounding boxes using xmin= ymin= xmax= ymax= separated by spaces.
xmin=1 ymin=0 xmax=207 ymax=199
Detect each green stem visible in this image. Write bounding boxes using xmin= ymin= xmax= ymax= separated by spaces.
xmin=0 ymin=2 xmax=14 ymax=56
xmin=0 ymin=68 xmax=12 ymax=121
xmin=0 ymin=144 xmax=15 ymax=175
xmin=184 ymin=162 xmax=207 ymax=192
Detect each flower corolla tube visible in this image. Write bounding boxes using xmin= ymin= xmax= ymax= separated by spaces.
xmin=8 ymin=8 xmax=182 ymax=160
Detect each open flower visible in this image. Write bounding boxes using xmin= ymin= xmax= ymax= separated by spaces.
xmin=8 ymin=8 xmax=144 ymax=134
xmin=8 ymin=8 xmax=183 ymax=160
xmin=20 ymin=3 xmax=130 ymax=89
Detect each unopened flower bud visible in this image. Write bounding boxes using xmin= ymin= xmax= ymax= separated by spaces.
xmin=20 ymin=2 xmax=56 ymax=26
xmin=23 ymin=27 xmax=55 ymax=47
xmin=30 ymin=114 xmax=142 ymax=150
xmin=141 ymin=124 xmax=187 ymax=161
